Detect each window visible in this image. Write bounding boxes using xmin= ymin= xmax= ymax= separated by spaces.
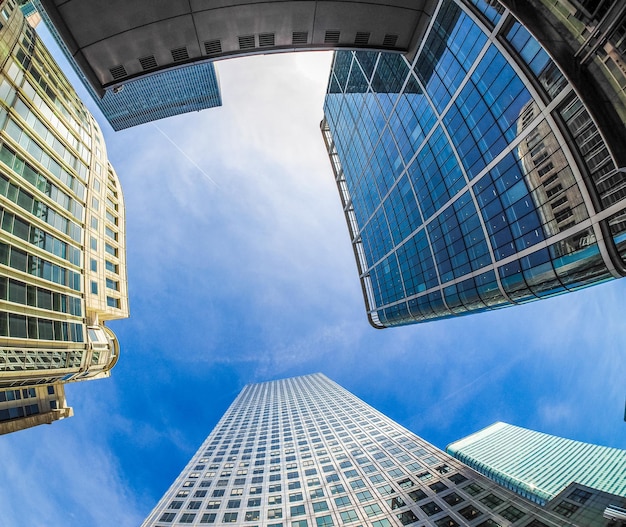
xmin=364 ymin=504 xmax=382 ymax=517
xmin=90 ymin=258 xmax=97 ymax=271
xmin=459 ymin=505 xmax=482 ymax=520
xmin=568 ymin=488 xmax=592 ymax=504
xmin=448 ymin=474 xmax=467 ymax=485
xmin=349 ymin=479 xmax=365 ymax=490
xmin=554 ymin=501 xmax=579 ymax=518
xmin=377 ymin=484 xmax=394 ymax=496
xmin=91 ymin=281 xmax=98 ymax=294
xmin=288 ymin=481 xmax=301 ymax=490
xmin=312 ymin=501 xmax=329 ymax=513
xmin=227 ymin=500 xmax=241 ymax=508
xmin=476 ymin=521 xmax=501 ymax=527
xmin=168 ymin=501 xmax=183 ymax=510
xmin=268 ymin=508 xmax=283 ymax=519
xmin=434 ymin=516 xmax=459 ymax=527
xmin=397 ymin=511 xmax=418 ymax=525
xmin=188 ymin=501 xmax=202 ymax=510
xmin=245 ymin=511 xmax=260 ymax=521
xmin=500 ymin=506 xmax=525 ymax=522
xmin=206 ymin=501 xmax=221 ymax=509
xmin=293 ymin=520 xmax=308 ymax=527
xmin=356 ymin=491 xmax=373 ymax=502
xmin=386 ymin=497 xmax=405 ymax=510
xmin=289 ymin=493 xmax=303 ymax=502
xmin=159 ymin=512 xmax=176 ymax=522
xmin=315 ymin=515 xmax=334 ymax=527
xmin=269 ymin=484 xmax=282 ymax=492
xmin=310 ymin=489 xmax=324 ymax=499
xmin=201 ymin=513 xmax=217 ymax=524
xmin=250 ymin=487 xmax=262 ymax=495
xmin=269 ymin=496 xmax=282 ymax=505
xmin=290 ymin=505 xmax=306 ymax=517
xmin=180 ymin=513 xmax=196 ymax=523
xmin=340 ymin=510 xmax=359 ymax=523
xmin=330 ymin=485 xmax=345 ymax=495
xmin=479 ymin=494 xmax=502 ymax=509
xmin=231 ymin=488 xmax=243 ymax=496
xmin=421 ymin=502 xmax=442 ymax=516
xmin=429 ymin=482 xmax=448 ymax=494
xmin=223 ymin=512 xmax=238 ymax=522
xmin=334 ymin=496 xmax=351 ymax=507
xmin=464 ymin=482 xmax=483 ymax=496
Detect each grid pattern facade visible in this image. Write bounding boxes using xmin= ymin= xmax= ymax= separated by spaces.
xmin=322 ymin=0 xmax=626 ymax=328
xmin=141 ymin=374 xmax=598 ymax=527
xmin=96 ymin=63 xmax=222 ymax=131
xmin=446 ymin=422 xmax=626 ymax=505
xmin=0 ymin=0 xmax=128 ymax=432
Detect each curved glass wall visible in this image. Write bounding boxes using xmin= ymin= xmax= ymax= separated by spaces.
xmin=323 ymin=0 xmax=626 ymax=326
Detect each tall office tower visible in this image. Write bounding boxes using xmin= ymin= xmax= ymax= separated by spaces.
xmin=322 ymin=0 xmax=626 ymax=328
xmin=0 ymin=1 xmax=128 ymax=433
xmin=140 ymin=374 xmax=624 ymax=527
xmin=446 ymin=422 xmax=626 ymax=505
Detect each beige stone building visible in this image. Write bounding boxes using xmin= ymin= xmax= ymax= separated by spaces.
xmin=0 ymin=0 xmax=128 ymax=434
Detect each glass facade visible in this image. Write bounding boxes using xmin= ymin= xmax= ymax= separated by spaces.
xmin=141 ymin=374 xmax=619 ymax=527
xmin=322 ymin=0 xmax=626 ymax=327
xmin=446 ymin=421 xmax=626 ymax=505
xmin=0 ymin=0 xmax=128 ymax=433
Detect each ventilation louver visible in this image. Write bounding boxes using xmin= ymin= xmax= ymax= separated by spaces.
xmin=171 ymin=47 xmax=189 ymax=62
xmin=204 ymin=40 xmax=222 ymax=55
xmin=139 ymin=55 xmax=158 ymax=70
xmin=109 ymin=65 xmax=127 ymax=80
xmin=324 ymin=30 xmax=340 ymax=44
xmin=383 ymin=34 xmax=398 ymax=47
xmin=292 ymin=32 xmax=308 ymax=45
xmin=238 ymin=35 xmax=256 ymax=49
xmin=259 ymin=33 xmax=275 ymax=47
xmin=354 ymin=32 xmax=370 ymax=46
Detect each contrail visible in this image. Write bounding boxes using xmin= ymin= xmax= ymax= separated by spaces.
xmin=152 ymin=123 xmax=220 ymax=188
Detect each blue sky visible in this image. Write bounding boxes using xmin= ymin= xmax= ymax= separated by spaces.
xmin=0 ymin=27 xmax=624 ymax=527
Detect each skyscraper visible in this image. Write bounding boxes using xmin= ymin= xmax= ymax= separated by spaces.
xmin=0 ymin=1 xmax=128 ymax=433
xmin=446 ymin=422 xmax=626 ymax=505
xmin=322 ymin=0 xmax=626 ymax=327
xmin=140 ymin=374 xmax=623 ymax=527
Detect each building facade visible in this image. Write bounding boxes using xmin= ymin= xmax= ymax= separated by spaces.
xmin=322 ymin=0 xmax=626 ymax=327
xmin=446 ymin=422 xmax=626 ymax=505
xmin=0 ymin=0 xmax=128 ymax=433
xmin=140 ymin=373 xmax=623 ymax=527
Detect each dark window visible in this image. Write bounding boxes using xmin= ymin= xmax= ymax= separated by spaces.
xmin=500 ymin=505 xmax=525 ymax=522
xmin=421 ymin=502 xmax=442 ymax=516
xmin=459 ymin=505 xmax=482 ymax=520
xmin=442 ymin=492 xmax=464 ymax=506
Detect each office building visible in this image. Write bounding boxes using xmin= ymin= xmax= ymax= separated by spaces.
xmin=0 ymin=1 xmax=128 ymax=433
xmin=446 ymin=421 xmax=626 ymax=505
xmin=322 ymin=0 xmax=626 ymax=327
xmin=87 ymin=64 xmax=222 ymax=131
xmin=140 ymin=373 xmax=623 ymax=527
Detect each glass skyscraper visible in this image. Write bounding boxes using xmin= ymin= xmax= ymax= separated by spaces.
xmin=0 ymin=1 xmax=128 ymax=433
xmin=446 ymin=421 xmax=626 ymax=505
xmin=140 ymin=374 xmax=623 ymax=527
xmin=322 ymin=0 xmax=626 ymax=327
